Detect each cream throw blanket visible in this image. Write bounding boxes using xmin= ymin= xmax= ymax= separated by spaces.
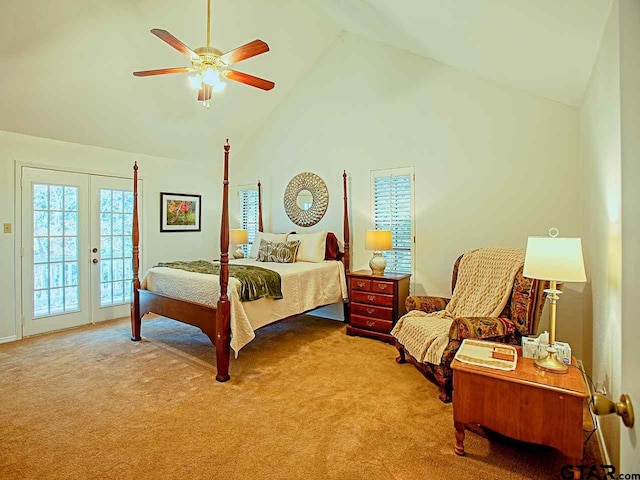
xmin=391 ymin=248 xmax=525 ymax=365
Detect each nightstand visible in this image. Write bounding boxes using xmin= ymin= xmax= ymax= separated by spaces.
xmin=345 ymin=270 xmax=411 ymax=343
xmin=452 ymin=348 xmax=588 ymax=470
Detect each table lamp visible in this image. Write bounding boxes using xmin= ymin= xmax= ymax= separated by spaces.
xmin=523 ymin=228 xmax=586 ymax=373
xmin=365 ymin=230 xmax=392 ymax=275
xmin=230 ymin=229 xmax=248 ymax=259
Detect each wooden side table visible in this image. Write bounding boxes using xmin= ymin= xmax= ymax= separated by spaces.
xmin=452 ymin=347 xmax=589 ymax=468
xmin=345 ymin=270 xmax=410 ymax=343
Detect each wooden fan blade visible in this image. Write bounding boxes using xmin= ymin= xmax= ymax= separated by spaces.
xmin=133 ymin=67 xmax=191 ymax=77
xmin=224 ymin=70 xmax=275 ymax=91
xmin=151 ymin=29 xmax=199 ymax=61
xmin=198 ymin=84 xmax=212 ymax=101
xmin=217 ymin=40 xmax=269 ymax=66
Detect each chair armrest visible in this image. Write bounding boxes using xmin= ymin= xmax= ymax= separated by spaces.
xmin=449 ymin=317 xmax=516 ymax=341
xmin=405 ymin=295 xmax=450 ymax=314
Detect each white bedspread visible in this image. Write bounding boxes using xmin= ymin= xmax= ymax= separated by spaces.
xmin=140 ymin=259 xmax=348 ymax=354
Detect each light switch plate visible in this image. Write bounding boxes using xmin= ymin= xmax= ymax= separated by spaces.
xmin=3 ymin=223 xmax=11 ymax=234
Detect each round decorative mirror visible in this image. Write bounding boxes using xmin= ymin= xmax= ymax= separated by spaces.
xmin=284 ymin=173 xmax=329 ymax=227
xmin=296 ymin=189 xmax=313 ymax=211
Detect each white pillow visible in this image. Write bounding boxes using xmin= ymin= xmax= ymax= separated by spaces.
xmin=249 ymin=232 xmax=288 ymax=258
xmin=288 ymin=232 xmax=327 ymax=263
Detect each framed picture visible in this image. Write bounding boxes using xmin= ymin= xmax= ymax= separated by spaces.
xmin=160 ymin=192 xmax=202 ymax=232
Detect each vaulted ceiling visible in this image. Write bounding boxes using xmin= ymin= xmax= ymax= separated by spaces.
xmin=0 ymin=0 xmax=341 ymax=160
xmin=0 ymin=0 xmax=612 ymax=160
xmin=309 ymin=0 xmax=612 ymax=106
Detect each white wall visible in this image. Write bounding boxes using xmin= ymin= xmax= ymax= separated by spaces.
xmin=0 ymin=130 xmax=222 ymax=340
xmin=235 ymin=32 xmax=583 ymax=351
xmin=579 ymin=1 xmax=622 ymax=465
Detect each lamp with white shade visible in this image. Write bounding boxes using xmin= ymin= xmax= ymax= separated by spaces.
xmin=523 ymin=228 xmax=587 ymax=373
xmin=230 ymin=229 xmax=249 ymax=259
xmin=366 ymin=230 xmax=392 ymax=275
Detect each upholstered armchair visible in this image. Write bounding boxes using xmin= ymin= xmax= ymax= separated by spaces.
xmin=395 ymin=255 xmax=547 ymax=402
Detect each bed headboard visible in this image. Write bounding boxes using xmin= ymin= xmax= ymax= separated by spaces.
xmin=256 ymin=171 xmax=350 ymax=273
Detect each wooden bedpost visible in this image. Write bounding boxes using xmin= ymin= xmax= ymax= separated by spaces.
xmin=215 ymin=139 xmax=232 ymax=382
xmin=342 ymin=170 xmax=350 ymax=273
xmin=342 ymin=170 xmax=351 ymax=323
xmin=131 ymin=162 xmax=141 ymax=341
xmin=257 ymin=179 xmax=263 ymax=232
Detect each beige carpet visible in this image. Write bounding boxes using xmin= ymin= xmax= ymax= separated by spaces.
xmin=0 ymin=315 xmax=599 ymax=480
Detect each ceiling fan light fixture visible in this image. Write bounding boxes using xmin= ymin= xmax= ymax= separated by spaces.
xmin=213 ymin=81 xmax=226 ymax=93
xmin=133 ymin=0 xmax=274 ymax=106
xmin=202 ymin=67 xmax=220 ymax=86
xmin=189 ymin=73 xmax=203 ymax=89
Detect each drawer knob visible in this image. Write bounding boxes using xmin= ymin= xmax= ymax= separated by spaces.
xmin=367 ymin=295 xmax=376 ymax=301
xmin=366 ymin=321 xmax=375 ymax=327
xmin=357 ymin=282 xmax=365 ymax=288
xmin=366 ymin=308 xmax=374 ymax=314
xmin=378 ymin=284 xmax=388 ymax=290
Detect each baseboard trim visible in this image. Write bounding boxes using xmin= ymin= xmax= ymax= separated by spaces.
xmin=577 ymin=359 xmax=611 ymax=466
xmin=0 ymin=335 xmax=17 ymax=344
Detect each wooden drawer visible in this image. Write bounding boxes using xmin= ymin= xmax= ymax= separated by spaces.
xmin=351 ymin=302 xmax=393 ymax=321
xmin=351 ymin=314 xmax=393 ymax=333
xmin=371 ymin=280 xmax=393 ymax=294
xmin=350 ymin=278 xmax=371 ymax=292
xmin=351 ymin=290 xmax=394 ymax=307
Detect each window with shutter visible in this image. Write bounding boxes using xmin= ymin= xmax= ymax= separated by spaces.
xmin=239 ymin=187 xmax=259 ymax=256
xmin=371 ymin=168 xmax=414 ymax=275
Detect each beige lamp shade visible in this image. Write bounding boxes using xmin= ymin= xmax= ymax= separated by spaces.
xmin=523 ymin=236 xmax=587 ymax=282
xmin=230 ymin=229 xmax=249 ymax=245
xmin=365 ymin=230 xmax=392 ymax=251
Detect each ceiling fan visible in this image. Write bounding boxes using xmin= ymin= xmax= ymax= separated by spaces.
xmin=133 ymin=0 xmax=275 ymax=108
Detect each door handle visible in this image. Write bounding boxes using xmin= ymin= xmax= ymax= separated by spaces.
xmin=591 ymin=393 xmax=635 ymax=428
xmin=92 ymin=247 xmax=98 ymax=253
xmin=92 ymin=258 xmax=99 ymax=264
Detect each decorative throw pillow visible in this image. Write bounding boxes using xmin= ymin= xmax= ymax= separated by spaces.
xmin=288 ymin=231 xmax=328 ymax=263
xmin=325 ymin=232 xmax=340 ymax=261
xmin=249 ymin=232 xmax=288 ymax=259
xmin=256 ymin=240 xmax=301 ymax=263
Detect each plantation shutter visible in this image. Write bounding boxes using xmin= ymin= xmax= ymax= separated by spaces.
xmin=239 ymin=187 xmax=259 ymax=256
xmin=371 ymin=168 xmax=414 ymax=275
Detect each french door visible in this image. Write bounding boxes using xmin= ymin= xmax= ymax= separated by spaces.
xmin=21 ymin=167 xmax=139 ymax=336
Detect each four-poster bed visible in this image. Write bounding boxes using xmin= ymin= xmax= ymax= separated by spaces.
xmin=130 ymin=140 xmax=351 ymax=382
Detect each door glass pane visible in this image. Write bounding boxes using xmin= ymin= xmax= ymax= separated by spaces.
xmin=64 ymin=187 xmax=78 ymax=211
xmin=50 ymin=288 xmax=64 ymax=314
xmin=49 ymin=237 xmax=63 ymax=263
xmin=34 ymin=238 xmax=48 ymax=263
xmin=64 ymin=237 xmax=78 ymax=261
xmin=50 ymin=263 xmax=64 ymax=288
xmin=100 ymin=236 xmax=112 ymax=259
xmin=34 ymin=290 xmax=49 ymax=317
xmin=32 ymin=183 xmax=80 ymax=317
xmin=99 ymin=188 xmax=133 ymax=306
xmin=49 ymin=186 xmax=64 ymax=211
xmin=49 ymin=211 xmax=63 ymax=236
xmin=34 ymin=264 xmax=49 ymax=290
xmin=65 ymin=287 xmax=79 ymax=310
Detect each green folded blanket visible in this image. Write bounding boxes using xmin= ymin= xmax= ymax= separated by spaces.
xmin=155 ymin=260 xmax=283 ymax=302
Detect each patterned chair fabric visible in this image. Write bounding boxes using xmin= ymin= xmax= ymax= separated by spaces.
xmin=395 ymin=254 xmax=547 ymax=402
